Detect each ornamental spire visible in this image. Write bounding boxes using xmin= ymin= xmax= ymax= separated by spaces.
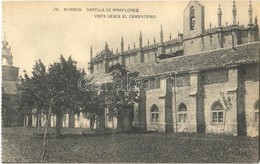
xmin=248 ymin=1 xmax=253 ymax=25
xmin=232 ymin=1 xmax=237 ymax=25
xmin=139 ymin=31 xmax=142 ymax=48
xmin=90 ymin=46 xmax=93 ymax=61
xmin=160 ymin=24 xmax=163 ymax=43
xmin=218 ymin=4 xmax=222 ymax=27
xmin=121 ymin=36 xmax=124 ymax=52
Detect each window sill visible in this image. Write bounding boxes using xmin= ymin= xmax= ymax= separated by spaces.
xmin=151 ymin=122 xmax=159 ymax=124
xmin=147 ymin=88 xmax=161 ymax=92
xmin=177 ymin=122 xmax=188 ymax=125
xmin=211 ymin=122 xmax=224 ymax=125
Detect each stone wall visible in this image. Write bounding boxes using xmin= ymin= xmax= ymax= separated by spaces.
xmin=243 ymin=64 xmax=259 ymax=137
xmin=145 ymin=89 xmax=166 ymax=132
xmin=202 ymin=68 xmax=238 ymax=135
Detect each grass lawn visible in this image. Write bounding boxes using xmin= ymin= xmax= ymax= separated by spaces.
xmin=2 ymin=127 xmax=259 ymax=163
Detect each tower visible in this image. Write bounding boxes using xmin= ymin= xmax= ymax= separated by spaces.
xmin=2 ymin=39 xmax=19 ymax=82
xmin=2 ymin=40 xmax=13 ymax=67
xmin=183 ymin=1 xmax=205 ymax=39
xmin=183 ymin=1 xmax=205 ymax=55
xmin=2 ymin=39 xmax=21 ymax=127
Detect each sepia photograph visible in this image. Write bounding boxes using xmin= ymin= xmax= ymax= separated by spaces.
xmin=1 ymin=0 xmax=259 ymax=163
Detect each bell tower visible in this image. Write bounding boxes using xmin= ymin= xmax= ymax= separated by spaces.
xmin=183 ymin=1 xmax=205 ymax=55
xmin=183 ymin=1 xmax=205 ymax=39
xmin=2 ymin=39 xmax=19 ymax=82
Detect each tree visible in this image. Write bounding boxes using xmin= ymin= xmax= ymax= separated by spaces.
xmin=219 ymin=92 xmax=232 ymax=133
xmin=103 ymin=63 xmax=139 ymax=132
xmin=77 ymin=81 xmax=105 ymax=130
xmin=17 ymin=55 xmax=90 ymax=136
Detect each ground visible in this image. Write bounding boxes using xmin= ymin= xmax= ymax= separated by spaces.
xmin=1 ymin=127 xmax=259 ymax=163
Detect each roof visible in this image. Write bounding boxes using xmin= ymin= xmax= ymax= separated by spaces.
xmin=89 ymin=42 xmax=260 ymax=82
xmin=129 ymin=42 xmax=260 ymax=77
xmin=93 ymin=47 xmax=114 ymax=62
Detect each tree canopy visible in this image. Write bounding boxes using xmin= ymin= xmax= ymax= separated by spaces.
xmin=104 ymin=63 xmax=140 ymax=132
xmin=17 ymin=55 xmax=92 ymax=135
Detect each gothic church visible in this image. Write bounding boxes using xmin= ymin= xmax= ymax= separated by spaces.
xmin=86 ymin=1 xmax=259 ymax=136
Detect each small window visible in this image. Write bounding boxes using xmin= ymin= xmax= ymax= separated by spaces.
xmin=150 ymin=77 xmax=160 ymax=90
xmin=254 ymin=100 xmax=259 ymax=123
xmin=178 ymin=103 xmax=187 ymax=123
xmin=151 ymin=105 xmax=159 ymax=123
xmin=212 ymin=101 xmax=224 ymax=123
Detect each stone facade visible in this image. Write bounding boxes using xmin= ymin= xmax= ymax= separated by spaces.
xmin=24 ymin=1 xmax=259 ymax=137
xmin=87 ymin=1 xmax=259 ymax=136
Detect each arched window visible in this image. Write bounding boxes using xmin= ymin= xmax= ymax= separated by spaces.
xmin=151 ymin=105 xmax=159 ymax=123
xmin=254 ymin=100 xmax=259 ymax=123
xmin=211 ymin=101 xmax=224 ymax=123
xmin=178 ymin=103 xmax=187 ymax=123
xmin=190 ymin=6 xmax=195 ymax=30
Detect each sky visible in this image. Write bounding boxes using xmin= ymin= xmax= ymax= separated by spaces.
xmin=2 ymin=1 xmax=260 ymax=76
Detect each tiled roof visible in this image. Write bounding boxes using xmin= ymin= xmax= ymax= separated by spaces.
xmin=128 ymin=42 xmax=260 ymax=77
xmin=89 ymin=42 xmax=259 ymax=82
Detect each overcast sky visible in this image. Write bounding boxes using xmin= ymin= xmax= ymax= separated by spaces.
xmin=2 ymin=1 xmax=260 ymax=76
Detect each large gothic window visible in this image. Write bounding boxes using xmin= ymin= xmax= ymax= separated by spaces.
xmin=211 ymin=101 xmax=223 ymax=123
xmin=190 ymin=6 xmax=195 ymax=30
xmin=254 ymin=100 xmax=259 ymax=123
xmin=178 ymin=103 xmax=187 ymax=123
xmin=151 ymin=105 xmax=159 ymax=123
